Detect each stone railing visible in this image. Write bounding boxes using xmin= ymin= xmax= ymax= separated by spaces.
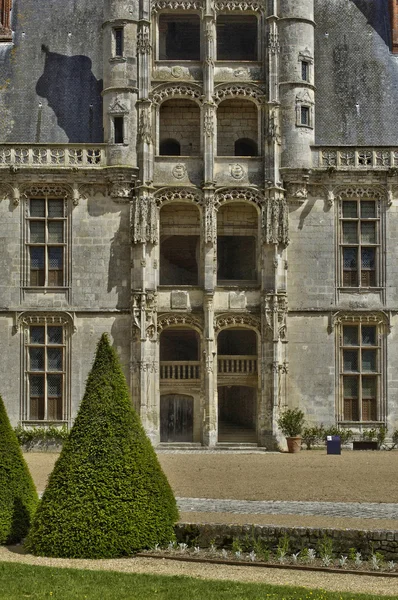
xmin=0 ymin=145 xmax=107 ymax=168
xmin=217 ymin=355 xmax=257 ymax=375
xmin=313 ymin=147 xmax=398 ymax=169
xmin=160 ymin=361 xmax=201 ymax=380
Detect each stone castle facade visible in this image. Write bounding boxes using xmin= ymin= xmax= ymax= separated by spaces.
xmin=1 ymin=0 xmax=398 ymax=447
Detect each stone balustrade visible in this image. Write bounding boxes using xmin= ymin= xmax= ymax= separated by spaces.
xmin=313 ymin=146 xmax=398 ymax=169
xmin=0 ymin=145 xmax=107 ymax=168
xmin=217 ymin=355 xmax=257 ymax=375
xmin=160 ymin=361 xmax=201 ymax=380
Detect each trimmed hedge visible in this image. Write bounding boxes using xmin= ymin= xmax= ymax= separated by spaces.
xmin=0 ymin=395 xmax=39 ymax=544
xmin=26 ymin=333 xmax=179 ymax=558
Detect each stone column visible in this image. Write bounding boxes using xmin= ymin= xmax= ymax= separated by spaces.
xmin=203 ymin=294 xmax=217 ymax=446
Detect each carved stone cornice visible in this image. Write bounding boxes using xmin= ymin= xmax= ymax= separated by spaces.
xmin=151 ymin=0 xmax=203 ymax=12
xmin=330 ymin=311 xmax=390 ymax=334
xmin=214 ymin=313 xmax=261 ymax=333
xmin=214 ymin=187 xmax=263 ymax=207
xmin=157 ymin=313 xmax=203 ymax=332
xmin=213 ymin=83 xmax=265 ymax=105
xmin=151 ymin=83 xmax=202 ymax=105
xmin=154 ymin=187 xmax=202 ymax=206
xmin=14 ymin=311 xmax=77 ymax=334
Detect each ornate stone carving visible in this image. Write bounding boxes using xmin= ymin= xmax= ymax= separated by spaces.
xmin=151 ymin=83 xmax=202 ymax=105
xmin=15 ymin=311 xmax=76 ymax=333
xmin=138 ymin=106 xmax=152 ymax=145
xmin=334 ymin=186 xmax=386 ymax=201
xmin=214 ymin=187 xmax=263 ymax=208
xmin=268 ymin=32 xmax=280 ymax=54
xmin=0 ymin=182 xmax=19 ymax=206
xmin=172 ymin=163 xmax=187 ymax=179
xmin=137 ymin=25 xmax=151 ymax=55
xmin=203 ymin=350 xmax=215 ymax=374
xmin=202 ymin=195 xmax=217 ymax=245
xmin=262 ymin=196 xmax=289 ymax=245
xmin=286 ymin=182 xmax=308 ymax=205
xmin=151 ymin=0 xmax=203 ymax=12
xmin=108 ymin=97 xmax=129 ymax=115
xmin=157 ymin=313 xmax=203 ymax=332
xmin=229 ymin=163 xmax=245 ymax=180
xmin=131 ymin=195 xmax=158 ymax=244
xmin=132 ymin=360 xmax=158 ymax=373
xmin=214 ymin=83 xmax=265 ymax=105
xmin=330 ymin=311 xmax=390 ymax=333
xmin=109 ymin=181 xmax=133 ymax=199
xmin=203 ymin=101 xmax=215 ymax=137
xmin=271 ymin=362 xmax=288 ymax=374
xmin=132 ymin=292 xmax=157 ymax=340
xmin=21 ymin=183 xmax=71 ymax=200
xmin=268 ymin=107 xmax=281 ymax=144
xmin=264 ymin=294 xmax=288 ymax=341
xmin=215 ymin=0 xmax=264 ymax=12
xmin=214 ymin=313 xmax=260 ymax=333
xmin=155 ymin=187 xmax=202 ymax=206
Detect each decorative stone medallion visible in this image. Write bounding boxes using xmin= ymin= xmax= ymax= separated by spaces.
xmin=230 ymin=163 xmax=245 ymax=180
xmin=172 ymin=163 xmax=187 ymax=179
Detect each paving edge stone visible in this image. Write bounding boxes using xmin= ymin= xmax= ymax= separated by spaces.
xmin=175 ymin=522 xmax=398 ymax=561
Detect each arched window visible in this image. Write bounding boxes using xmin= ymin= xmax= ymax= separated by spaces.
xmin=234 ymin=138 xmax=258 ymax=157
xmin=159 ymin=138 xmax=181 ymax=156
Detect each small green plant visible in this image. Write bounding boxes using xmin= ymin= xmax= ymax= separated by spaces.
xmin=302 ymin=425 xmax=324 ymax=450
xmin=377 ymin=426 xmax=387 ymax=447
xmin=231 ymin=538 xmax=242 ymax=554
xmin=252 ymin=538 xmax=269 ymax=562
xmin=348 ymin=547 xmax=357 ymax=561
xmin=276 ymin=533 xmax=290 ymax=560
xmin=323 ymin=426 xmax=353 ymax=445
xmin=277 ymin=408 xmax=305 ymax=437
xmin=14 ymin=424 xmax=69 ymax=449
xmin=317 ymin=534 xmax=334 ymax=559
xmin=362 ymin=428 xmax=377 ymax=441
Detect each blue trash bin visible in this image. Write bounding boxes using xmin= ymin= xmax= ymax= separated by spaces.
xmin=326 ymin=435 xmax=341 ymax=455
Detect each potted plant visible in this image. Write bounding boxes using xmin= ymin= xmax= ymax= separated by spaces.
xmin=277 ymin=408 xmax=305 ymax=453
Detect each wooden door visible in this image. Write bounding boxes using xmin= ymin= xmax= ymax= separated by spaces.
xmin=160 ymin=394 xmax=193 ymax=442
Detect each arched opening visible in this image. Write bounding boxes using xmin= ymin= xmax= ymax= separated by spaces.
xmin=159 ymin=99 xmax=200 ymax=156
xmin=217 ymin=328 xmax=258 ymax=443
xmin=160 ymin=203 xmax=200 ymax=285
xmin=234 ymin=137 xmax=258 ymax=157
xmin=217 ymin=202 xmax=258 ymax=283
xmin=217 ymin=99 xmax=258 ymax=156
xmin=159 ymin=138 xmax=181 ymax=156
xmin=159 ymin=13 xmax=200 ymax=61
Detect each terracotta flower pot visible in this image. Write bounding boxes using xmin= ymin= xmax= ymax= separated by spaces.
xmin=286 ymin=436 xmax=302 ymax=453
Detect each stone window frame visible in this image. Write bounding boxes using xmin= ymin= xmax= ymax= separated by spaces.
xmin=18 ymin=313 xmax=73 ymax=425
xmin=22 ymin=193 xmax=71 ymax=293
xmin=337 ymin=193 xmax=384 ymax=292
xmin=298 ymin=51 xmax=313 ymax=84
xmin=333 ymin=312 xmax=388 ymax=427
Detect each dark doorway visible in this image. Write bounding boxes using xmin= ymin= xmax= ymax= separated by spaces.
xmin=160 ymin=394 xmax=194 ymax=442
xmin=218 ymin=386 xmax=256 ymax=442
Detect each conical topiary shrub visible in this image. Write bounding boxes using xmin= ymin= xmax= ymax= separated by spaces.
xmin=0 ymin=395 xmax=39 ymax=544
xmin=26 ymin=333 xmax=179 ymax=558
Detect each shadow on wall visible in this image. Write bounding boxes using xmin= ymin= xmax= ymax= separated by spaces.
xmin=351 ymin=0 xmax=391 ymax=47
xmin=36 ymin=45 xmax=103 ymax=143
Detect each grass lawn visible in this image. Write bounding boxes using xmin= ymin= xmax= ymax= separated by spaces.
xmin=0 ymin=563 xmax=397 ymax=600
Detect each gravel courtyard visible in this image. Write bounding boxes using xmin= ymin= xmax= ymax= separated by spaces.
xmin=24 ymin=450 xmax=398 ymax=531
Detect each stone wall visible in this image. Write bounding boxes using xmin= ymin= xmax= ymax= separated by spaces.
xmin=176 ymin=522 xmax=398 ymax=560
